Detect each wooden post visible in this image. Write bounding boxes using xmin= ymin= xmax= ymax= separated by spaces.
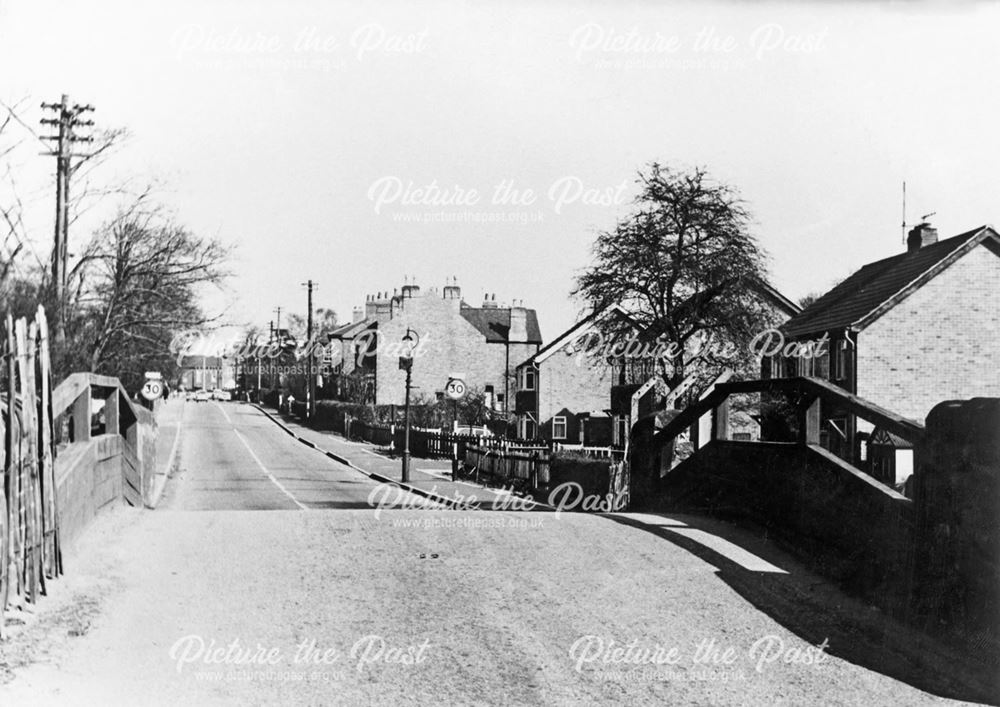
xmin=5 ymin=313 xmax=19 ymax=604
xmin=104 ymin=390 xmax=120 ymax=437
xmin=799 ymin=395 xmax=821 ymax=446
xmin=0 ymin=328 xmax=7 ymax=635
xmin=17 ymin=318 xmax=43 ymax=601
xmin=36 ymin=307 xmax=60 ymax=579
xmin=73 ymin=386 xmax=91 ymax=444
xmin=713 ymin=398 xmax=730 ymax=441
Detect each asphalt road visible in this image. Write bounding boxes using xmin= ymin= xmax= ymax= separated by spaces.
xmin=160 ymin=400 xmax=422 ymax=511
xmin=0 ymin=402 xmax=990 ymax=706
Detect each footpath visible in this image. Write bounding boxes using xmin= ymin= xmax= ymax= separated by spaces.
xmin=251 ymin=404 xmax=547 ymax=512
xmin=148 ymin=396 xmax=185 ymax=508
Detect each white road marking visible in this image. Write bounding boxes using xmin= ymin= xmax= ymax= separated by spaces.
xmin=616 ymin=513 xmax=689 ymax=527
xmin=213 ymin=401 xmax=233 ymax=425
xmin=233 ymin=428 xmax=309 ymax=511
xmin=664 ymin=527 xmax=787 ymax=574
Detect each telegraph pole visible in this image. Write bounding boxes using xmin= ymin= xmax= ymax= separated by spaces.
xmin=302 ymin=280 xmax=316 ymax=419
xmin=268 ymin=319 xmax=275 ymax=388
xmin=40 ymin=95 xmax=94 ymax=341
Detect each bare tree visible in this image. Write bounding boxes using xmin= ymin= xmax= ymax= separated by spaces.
xmin=66 ymin=199 xmax=231 ymax=390
xmin=285 ymin=308 xmax=338 ymax=343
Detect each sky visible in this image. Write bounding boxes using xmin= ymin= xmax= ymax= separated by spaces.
xmin=1 ymin=0 xmax=998 ymax=341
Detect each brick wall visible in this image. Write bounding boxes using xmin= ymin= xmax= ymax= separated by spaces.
xmin=538 ymin=349 xmax=614 ymax=437
xmin=375 ymin=294 xmax=536 ymax=406
xmin=858 ymin=245 xmax=1000 ymax=421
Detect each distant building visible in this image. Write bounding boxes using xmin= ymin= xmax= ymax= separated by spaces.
xmin=327 ymin=279 xmax=542 ymax=410
xmin=770 ymin=223 xmax=1000 ymax=482
xmin=513 ymin=305 xmax=638 ymax=444
xmin=516 ymin=283 xmax=800 ymax=446
xmin=178 ymin=355 xmax=235 ymax=391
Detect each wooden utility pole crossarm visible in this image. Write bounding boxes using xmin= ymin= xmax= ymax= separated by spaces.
xmin=40 ymin=95 xmax=94 ymax=342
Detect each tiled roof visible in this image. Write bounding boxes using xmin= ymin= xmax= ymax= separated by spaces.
xmin=782 ymin=226 xmax=995 ymax=338
xmin=460 ymin=306 xmax=542 ymax=344
xmin=328 ymin=318 xmax=375 ymax=339
xmin=518 ymin=305 xmax=637 ymax=367
xmin=755 ymin=281 xmax=801 ymax=317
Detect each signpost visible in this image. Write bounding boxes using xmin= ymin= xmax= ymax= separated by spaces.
xmin=445 ymin=376 xmax=466 ymax=480
xmin=140 ymin=371 xmax=163 ymax=403
xmin=445 ymin=377 xmax=466 ymax=400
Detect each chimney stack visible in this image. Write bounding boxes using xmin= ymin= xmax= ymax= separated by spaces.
xmin=509 ymin=302 xmax=528 ymax=343
xmin=401 ymin=275 xmax=420 ymax=298
xmin=443 ymin=276 xmax=462 ymax=300
xmin=352 ymin=306 xmax=364 ymax=323
xmin=907 ymin=222 xmax=938 ymax=253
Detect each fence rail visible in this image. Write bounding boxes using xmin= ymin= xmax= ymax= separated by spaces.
xmin=465 ymin=443 xmax=551 ymax=487
xmin=552 ymin=443 xmax=625 ymax=460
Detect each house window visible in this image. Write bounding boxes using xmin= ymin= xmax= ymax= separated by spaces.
xmin=814 ymin=349 xmax=830 ymax=379
xmin=484 ymin=385 xmax=494 ymax=408
xmin=519 ymin=414 xmax=537 ymax=440
xmin=552 ymin=416 xmax=567 ymax=440
xmin=521 ymin=367 xmax=536 ymax=391
xmin=832 ymin=340 xmax=848 ymax=381
xmin=798 ymin=354 xmax=814 ymax=377
xmin=612 ymin=415 xmax=629 ymax=446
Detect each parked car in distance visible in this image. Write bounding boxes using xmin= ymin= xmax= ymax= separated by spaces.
xmin=454 ymin=425 xmax=493 ymax=437
xmin=212 ymin=389 xmax=232 ymax=401
xmin=194 ymin=389 xmax=212 ymax=402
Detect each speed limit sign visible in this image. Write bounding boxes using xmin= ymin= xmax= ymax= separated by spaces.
xmin=141 ymin=380 xmax=162 ymax=401
xmin=445 ymin=378 xmax=466 ymax=400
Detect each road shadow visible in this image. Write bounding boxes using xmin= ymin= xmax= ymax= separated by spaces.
xmin=603 ymin=512 xmax=998 ymax=706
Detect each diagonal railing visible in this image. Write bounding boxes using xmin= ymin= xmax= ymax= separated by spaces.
xmin=652 ymin=375 xmax=925 ymax=455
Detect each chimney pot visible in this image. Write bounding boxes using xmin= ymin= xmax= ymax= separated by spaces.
xmin=907 ymin=222 xmax=938 ymax=253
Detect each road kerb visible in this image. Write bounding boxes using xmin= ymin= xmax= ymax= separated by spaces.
xmin=146 ymin=400 xmax=184 ymax=509
xmin=249 ymin=404 xmax=478 ymax=511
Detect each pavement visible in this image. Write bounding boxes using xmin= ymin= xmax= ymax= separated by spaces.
xmin=0 ymin=401 xmax=993 ymax=706
xmin=147 ymin=396 xmax=186 ymax=508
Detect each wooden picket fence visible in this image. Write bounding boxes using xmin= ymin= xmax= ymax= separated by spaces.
xmin=0 ymin=306 xmax=60 ymax=638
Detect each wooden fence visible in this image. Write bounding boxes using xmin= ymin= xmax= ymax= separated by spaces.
xmin=464 ymin=443 xmax=551 ymax=488
xmin=343 ymin=416 xmax=394 ymax=447
xmin=1 ymin=306 xmax=59 ymax=638
xmin=552 ymin=442 xmax=625 ymax=460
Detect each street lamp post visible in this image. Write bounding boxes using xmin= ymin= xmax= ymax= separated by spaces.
xmin=400 ymin=328 xmax=417 ymax=483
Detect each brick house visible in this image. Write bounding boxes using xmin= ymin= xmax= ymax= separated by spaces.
xmin=327 ymin=280 xmax=542 ymax=410
xmin=770 ymin=223 xmax=1000 ymax=482
xmin=516 ymin=282 xmax=801 ymax=447
xmin=513 ymin=305 xmax=645 ymax=445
